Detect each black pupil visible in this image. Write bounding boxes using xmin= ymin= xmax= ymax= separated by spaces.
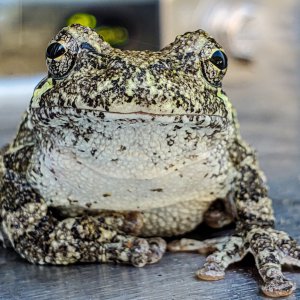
xmin=46 ymin=42 xmax=66 ymax=59
xmin=210 ymin=50 xmax=227 ymax=70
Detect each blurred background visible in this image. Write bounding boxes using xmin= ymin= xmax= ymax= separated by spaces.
xmin=0 ymin=0 xmax=299 ymax=196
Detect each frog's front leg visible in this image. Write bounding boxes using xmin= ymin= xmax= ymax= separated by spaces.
xmin=0 ymin=169 xmax=166 ymax=266
xmin=170 ymin=140 xmax=299 ymax=297
xmin=198 ymin=141 xmax=300 ymax=297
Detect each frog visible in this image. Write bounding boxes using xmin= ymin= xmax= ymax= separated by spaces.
xmin=0 ymin=24 xmax=299 ymax=298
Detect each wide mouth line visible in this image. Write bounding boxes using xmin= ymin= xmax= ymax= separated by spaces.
xmin=100 ymin=110 xmax=208 ymax=117
xmin=31 ymin=106 xmax=225 ymax=119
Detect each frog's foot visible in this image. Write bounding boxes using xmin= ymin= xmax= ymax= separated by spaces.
xmin=196 ymin=234 xmax=245 ymax=281
xmin=36 ymin=215 xmax=166 ymax=267
xmin=21 ymin=215 xmax=166 ymax=267
xmin=168 ymin=235 xmax=244 ymax=280
xmin=249 ymin=228 xmax=298 ymax=297
xmin=94 ymin=213 xmax=165 ymax=266
xmin=169 ymin=228 xmax=299 ymax=297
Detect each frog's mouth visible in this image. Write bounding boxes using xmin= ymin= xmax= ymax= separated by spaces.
xmin=102 ymin=110 xmax=229 ymax=128
xmin=30 ymin=107 xmax=229 ymax=131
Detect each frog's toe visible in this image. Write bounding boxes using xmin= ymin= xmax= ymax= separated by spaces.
xmin=130 ymin=238 xmax=152 ymax=267
xmin=196 ymin=258 xmax=225 ymax=280
xmin=130 ymin=237 xmax=166 ymax=267
xmin=147 ymin=237 xmax=167 ymax=264
xmin=261 ymin=276 xmax=295 ymax=297
xmin=197 ymin=235 xmax=245 ymax=280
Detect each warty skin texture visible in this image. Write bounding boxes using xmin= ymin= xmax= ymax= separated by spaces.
xmin=0 ymin=24 xmax=299 ymax=297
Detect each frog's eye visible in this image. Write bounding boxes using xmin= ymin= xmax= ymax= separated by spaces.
xmin=200 ymin=47 xmax=228 ymax=87
xmin=210 ymin=50 xmax=227 ymax=70
xmin=46 ymin=43 xmax=66 ymax=59
xmin=46 ymin=40 xmax=78 ymax=80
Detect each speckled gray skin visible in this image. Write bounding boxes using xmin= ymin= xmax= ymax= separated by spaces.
xmin=0 ymin=24 xmax=299 ymax=297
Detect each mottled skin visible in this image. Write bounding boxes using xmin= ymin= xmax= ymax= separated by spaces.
xmin=0 ymin=24 xmax=299 ymax=297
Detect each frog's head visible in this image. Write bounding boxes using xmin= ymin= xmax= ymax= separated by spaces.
xmin=30 ymin=23 xmax=232 ymax=121
xmin=29 ymin=25 xmax=234 ymax=168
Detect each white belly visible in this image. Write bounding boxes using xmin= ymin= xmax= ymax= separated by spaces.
xmin=27 ymin=118 xmax=236 ymax=215
xmin=27 ymin=145 xmax=236 ymax=212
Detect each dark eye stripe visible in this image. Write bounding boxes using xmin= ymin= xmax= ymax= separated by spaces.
xmin=210 ymin=50 xmax=228 ymax=70
xmin=46 ymin=42 xmax=66 ymax=59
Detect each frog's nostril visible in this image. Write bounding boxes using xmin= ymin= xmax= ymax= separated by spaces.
xmin=46 ymin=42 xmax=66 ymax=59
